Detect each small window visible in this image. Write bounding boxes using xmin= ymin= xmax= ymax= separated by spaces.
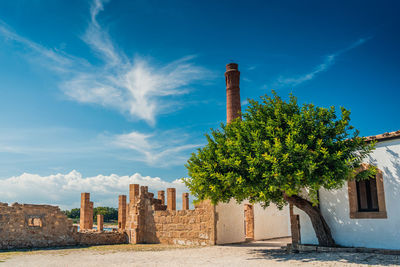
xmin=348 ymin=164 xmax=387 ymax=219
xmin=28 ymin=217 xmax=43 ymax=227
xmin=356 ymin=177 xmax=379 ymax=212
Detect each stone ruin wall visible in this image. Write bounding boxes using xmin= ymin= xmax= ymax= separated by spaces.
xmin=0 ymin=202 xmax=127 ymax=250
xmin=122 ymin=184 xmax=216 ymax=245
xmin=77 ymin=231 xmax=127 ymax=246
xmin=152 ymin=200 xmax=216 ymax=245
xmin=0 ymin=202 xmax=77 ymax=249
xmin=0 ymin=183 xmax=216 ymax=250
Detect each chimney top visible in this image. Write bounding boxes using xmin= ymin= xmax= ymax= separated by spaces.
xmin=226 ymin=63 xmax=238 ymax=71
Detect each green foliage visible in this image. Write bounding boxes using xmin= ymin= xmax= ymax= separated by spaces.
xmin=93 ymin=206 xmax=118 ymax=222
xmin=63 ymin=208 xmax=80 ymax=219
xmin=184 ymin=91 xmax=376 ymax=207
xmin=63 ymin=207 xmax=118 ymax=222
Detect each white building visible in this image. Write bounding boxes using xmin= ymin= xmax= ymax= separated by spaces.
xmin=295 ymin=130 xmax=400 ymax=250
xmin=216 ymin=200 xmax=290 ymax=244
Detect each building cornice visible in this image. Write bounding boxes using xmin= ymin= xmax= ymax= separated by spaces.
xmin=365 ymin=130 xmax=400 ymax=143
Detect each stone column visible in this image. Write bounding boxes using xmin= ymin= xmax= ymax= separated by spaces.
xmin=167 ymin=188 xmax=176 ymax=211
xmin=142 ymin=186 xmax=149 ymax=197
xmin=80 ymin=192 xmax=90 ymax=230
xmin=89 ymin=201 xmax=94 ymax=229
xmin=182 ymin=193 xmax=189 ymax=210
xmin=129 ymin=184 xmax=139 ymax=204
xmin=244 ymin=204 xmax=254 ymax=240
xmin=225 ymin=63 xmax=241 ymax=123
xmin=289 ymin=204 xmax=301 ymax=245
xmin=97 ymin=214 xmax=104 ymax=232
xmin=118 ymin=195 xmax=127 ymax=230
xmin=158 ymin=190 xmax=165 ymax=205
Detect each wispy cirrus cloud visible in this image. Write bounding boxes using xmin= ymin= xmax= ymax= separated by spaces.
xmin=0 ymin=0 xmax=209 ymax=126
xmin=276 ymin=37 xmax=371 ymax=87
xmin=0 ymin=20 xmax=84 ymax=71
xmin=112 ymin=130 xmax=202 ymax=166
xmin=66 ymin=0 xmax=209 ymax=125
xmin=0 ymin=127 xmax=199 ymax=168
xmin=0 ymin=0 xmax=206 ymax=170
xmin=84 ymin=0 xmax=122 ymax=66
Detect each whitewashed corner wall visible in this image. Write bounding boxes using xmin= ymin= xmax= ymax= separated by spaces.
xmin=215 ymin=200 xmax=246 ymax=244
xmin=253 ymin=204 xmax=290 ymax=240
xmin=215 ymin=199 xmax=290 ymax=244
xmin=296 ymin=139 xmax=400 ymax=250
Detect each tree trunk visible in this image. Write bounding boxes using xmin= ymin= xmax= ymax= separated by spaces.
xmin=284 ymin=193 xmax=335 ymax=247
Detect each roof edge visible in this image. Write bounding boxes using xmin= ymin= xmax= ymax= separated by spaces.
xmin=365 ymin=129 xmax=400 ymax=142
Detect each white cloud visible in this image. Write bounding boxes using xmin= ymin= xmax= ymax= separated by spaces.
xmin=0 ymin=21 xmax=83 ymax=72
xmin=0 ymin=127 xmax=200 ymax=169
xmin=0 ymin=0 xmax=209 ymax=125
xmin=83 ymin=0 xmax=123 ymax=67
xmin=0 ymin=170 xmax=190 ymax=210
xmin=71 ymin=0 xmax=209 ymax=125
xmin=0 ymin=0 xmax=207 ymax=169
xmin=276 ymin=37 xmax=371 ymax=87
xmin=112 ymin=130 xmax=202 ymax=166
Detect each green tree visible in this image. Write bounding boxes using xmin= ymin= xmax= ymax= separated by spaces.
xmin=63 ymin=208 xmax=80 ymax=219
xmin=93 ymin=207 xmax=118 ymax=222
xmin=184 ymin=92 xmax=376 ymax=246
xmin=64 ymin=207 xmax=118 ymax=223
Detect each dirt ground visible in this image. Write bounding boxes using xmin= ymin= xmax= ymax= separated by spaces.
xmin=1 ymin=238 xmax=399 ymax=267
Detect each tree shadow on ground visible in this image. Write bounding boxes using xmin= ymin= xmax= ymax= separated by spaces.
xmin=246 ymin=248 xmax=400 ymax=266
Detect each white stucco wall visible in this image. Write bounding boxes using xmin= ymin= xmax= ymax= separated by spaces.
xmin=296 ymin=138 xmax=400 ymax=249
xmin=215 ymin=199 xmax=245 ymax=244
xmin=216 ymin=199 xmax=290 ymax=244
xmin=253 ymin=204 xmax=290 ymax=240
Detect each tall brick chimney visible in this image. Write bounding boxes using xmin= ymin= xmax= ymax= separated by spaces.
xmin=225 ymin=63 xmax=241 ymax=123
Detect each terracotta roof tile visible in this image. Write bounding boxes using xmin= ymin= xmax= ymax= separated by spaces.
xmin=365 ymin=130 xmax=400 ymax=142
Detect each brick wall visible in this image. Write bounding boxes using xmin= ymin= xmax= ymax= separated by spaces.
xmin=0 ymin=202 xmax=127 ymax=250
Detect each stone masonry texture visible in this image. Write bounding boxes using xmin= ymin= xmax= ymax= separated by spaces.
xmin=0 ymin=202 xmax=127 ymax=250
xmin=89 ymin=201 xmax=94 ymax=229
xmin=0 ymin=186 xmax=214 ymax=249
xmin=118 ymin=195 xmax=127 ymax=230
xmin=97 ymin=214 xmax=104 ymax=232
xmin=80 ymin=193 xmax=91 ymax=230
xmin=244 ymin=204 xmax=254 ymax=240
xmin=158 ymin=190 xmax=165 ymax=205
xmin=125 ymin=184 xmax=216 ymax=245
xmin=129 ymin=184 xmax=139 ymax=204
xmin=182 ymin=193 xmax=189 ymax=210
xmin=152 ymin=200 xmax=216 ymax=245
xmin=167 ymin=188 xmax=176 ymax=211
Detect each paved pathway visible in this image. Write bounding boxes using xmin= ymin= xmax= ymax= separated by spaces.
xmin=1 ymin=238 xmax=399 ymax=266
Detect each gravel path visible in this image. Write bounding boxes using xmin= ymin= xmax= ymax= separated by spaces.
xmin=1 ymin=238 xmax=399 ymax=267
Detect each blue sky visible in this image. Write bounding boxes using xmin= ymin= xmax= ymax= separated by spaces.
xmin=0 ymin=0 xmax=399 ymax=208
